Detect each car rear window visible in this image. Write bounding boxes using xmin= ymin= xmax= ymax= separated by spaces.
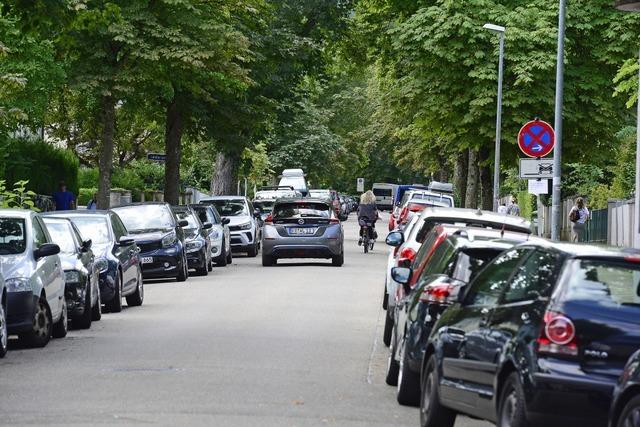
xmin=411 ymin=193 xmax=453 ymax=207
xmin=273 ymin=202 xmax=330 ymax=218
xmin=0 ymin=218 xmax=26 ymax=254
xmin=564 ymin=259 xmax=640 ymax=307
xmin=373 ymin=188 xmax=392 ymax=197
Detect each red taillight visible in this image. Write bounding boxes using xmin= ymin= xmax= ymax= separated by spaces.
xmin=624 ymin=255 xmax=640 ymax=263
xmin=398 ymin=247 xmax=416 ymax=266
xmin=265 ymin=214 xmax=273 ymax=224
xmin=419 ymin=283 xmax=454 ymax=304
xmin=408 ymin=203 xmax=427 ymax=212
xmin=537 ymin=311 xmax=578 ymax=356
xmin=330 ymin=218 xmax=340 ymax=224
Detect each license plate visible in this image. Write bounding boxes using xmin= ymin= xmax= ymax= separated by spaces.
xmin=288 ymin=227 xmax=317 ymax=236
xmin=141 ymin=257 xmax=153 ymax=264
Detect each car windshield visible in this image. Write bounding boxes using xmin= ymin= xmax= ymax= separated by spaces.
xmin=373 ymin=188 xmax=392 ymax=197
xmin=565 ymin=259 xmax=640 ymax=308
xmin=0 ymin=218 xmax=26 ymax=255
xmin=69 ymin=216 xmax=111 ymax=245
xmin=273 ymin=202 xmax=330 ymax=218
xmin=208 ymin=200 xmax=247 ymax=217
xmin=175 ymin=211 xmax=200 ymax=230
xmin=113 ymin=205 xmax=175 ymax=232
xmin=279 ymin=177 xmax=304 ymax=189
xmin=43 ymin=221 xmax=77 ymax=254
xmin=193 ymin=207 xmax=218 ymax=225
xmin=254 ymin=201 xmax=275 ymax=213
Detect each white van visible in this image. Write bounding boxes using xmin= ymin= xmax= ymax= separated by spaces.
xmin=278 ymin=169 xmax=308 ymax=196
xmin=372 ymin=183 xmax=398 ymax=210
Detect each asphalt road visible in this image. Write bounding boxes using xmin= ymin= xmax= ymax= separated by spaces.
xmin=0 ymin=213 xmax=490 ymax=427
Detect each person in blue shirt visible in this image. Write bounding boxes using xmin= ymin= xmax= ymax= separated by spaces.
xmin=52 ymin=181 xmax=76 ymax=211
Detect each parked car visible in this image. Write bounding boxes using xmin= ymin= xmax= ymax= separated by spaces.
xmin=200 ymin=196 xmax=261 ymax=257
xmin=610 ymin=350 xmax=640 ymax=427
xmin=42 ymin=217 xmax=101 ymax=329
xmin=189 ymin=204 xmax=232 ymax=267
xmin=0 ymin=273 xmax=6 ymax=357
xmin=387 ymin=228 xmax=533 ymax=406
xmin=278 ymin=168 xmax=308 ymax=196
xmin=112 ymin=202 xmax=188 ymax=282
xmin=172 ymin=205 xmax=212 ymax=276
xmin=420 ymin=242 xmax=640 ymax=427
xmin=0 ymin=210 xmax=67 ymax=347
xmin=261 ymin=198 xmax=344 ymax=267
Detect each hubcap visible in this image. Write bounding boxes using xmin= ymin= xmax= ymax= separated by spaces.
xmin=33 ymin=301 xmax=50 ymax=338
xmin=500 ymin=389 xmax=518 ymax=427
xmin=61 ymin=299 xmax=67 ymax=331
xmin=623 ymin=407 xmax=640 ymax=427
xmin=0 ymin=304 xmax=7 ymax=350
xmin=421 ymin=370 xmax=434 ymax=418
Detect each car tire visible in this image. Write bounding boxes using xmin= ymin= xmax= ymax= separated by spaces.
xmin=227 ymin=249 xmax=232 ymax=264
xmin=247 ymin=243 xmax=258 ymax=258
xmin=106 ymin=272 xmax=123 ymax=312
xmin=617 ymin=395 xmax=640 ymax=427
xmin=383 ymin=308 xmax=393 ymax=347
xmin=177 ymin=253 xmax=188 ymax=282
xmin=397 ymin=345 xmax=420 ymax=406
xmin=19 ymin=297 xmax=52 ymax=348
xmin=207 ymin=253 xmax=213 ymax=271
xmin=92 ymin=288 xmax=102 ymax=321
xmin=498 ymin=372 xmax=530 ymax=427
xmin=420 ymin=356 xmax=456 ymax=427
xmin=385 ymin=326 xmax=400 ymax=386
xmin=382 ymin=284 xmax=388 ymax=310
xmin=74 ymin=285 xmax=93 ymax=329
xmin=262 ymin=253 xmax=275 ymax=267
xmin=126 ymin=272 xmax=144 ymax=307
xmin=215 ymin=242 xmax=228 ymax=267
xmin=0 ymin=301 xmax=7 ymax=358
xmin=52 ymin=297 xmax=68 ymax=338
xmin=332 ymin=251 xmax=344 ymax=267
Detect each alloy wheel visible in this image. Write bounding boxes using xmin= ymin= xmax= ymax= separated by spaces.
xmin=33 ymin=300 xmax=50 ymax=339
xmin=500 ymin=388 xmax=518 ymax=427
xmin=0 ymin=304 xmax=7 ymax=352
xmin=622 ymin=407 xmax=640 ymax=427
xmin=421 ymin=370 xmax=434 ymax=418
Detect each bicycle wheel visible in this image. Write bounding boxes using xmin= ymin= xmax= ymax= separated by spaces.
xmin=363 ymin=236 xmax=369 ymax=253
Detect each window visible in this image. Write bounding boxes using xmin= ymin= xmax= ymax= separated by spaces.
xmin=273 ymin=202 xmax=330 ymax=218
xmin=563 ymin=259 xmax=640 ymax=307
xmin=452 ymin=248 xmax=504 ymax=284
xmin=113 ymin=205 xmax=175 ymax=231
xmin=464 ymin=249 xmax=529 ymax=306
xmin=111 ymin=215 xmax=128 ymax=239
xmin=43 ymin=220 xmax=77 ymax=254
xmin=373 ymin=188 xmax=392 ymax=197
xmin=421 ymin=240 xmax=456 ymax=277
xmin=503 ymin=250 xmax=559 ymax=303
xmin=0 ymin=218 xmax=26 ymax=254
xmin=32 ymin=217 xmax=48 ymax=248
xmin=207 ymin=200 xmax=247 ymax=217
xmin=71 ymin=216 xmax=110 ymax=245
xmin=412 ymin=229 xmax=440 ymax=268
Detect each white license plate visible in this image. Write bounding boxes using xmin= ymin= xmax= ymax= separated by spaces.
xmin=288 ymin=227 xmax=317 ymax=236
xmin=141 ymin=257 xmax=153 ymax=264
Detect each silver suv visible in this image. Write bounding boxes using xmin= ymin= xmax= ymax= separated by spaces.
xmin=200 ymin=196 xmax=261 ymax=257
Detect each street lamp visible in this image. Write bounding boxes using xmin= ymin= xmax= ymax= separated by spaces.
xmin=615 ymin=1 xmax=640 ymax=248
xmin=483 ymin=23 xmax=506 ymax=212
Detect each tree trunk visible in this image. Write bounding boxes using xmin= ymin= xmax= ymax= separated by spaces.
xmin=97 ymin=95 xmax=116 ymax=209
xmin=211 ymin=152 xmax=236 ymax=195
xmin=454 ymin=149 xmax=468 ymax=207
xmin=465 ymin=149 xmax=479 ymax=209
xmin=163 ymin=95 xmax=183 ymax=205
xmin=479 ymin=146 xmax=493 ymax=211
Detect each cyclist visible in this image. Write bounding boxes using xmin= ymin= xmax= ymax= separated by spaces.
xmin=357 ymin=190 xmax=379 ymax=245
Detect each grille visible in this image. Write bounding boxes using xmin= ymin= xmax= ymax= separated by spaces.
xmin=137 ymin=241 xmax=162 ymax=253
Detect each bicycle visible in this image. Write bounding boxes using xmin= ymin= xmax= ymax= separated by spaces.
xmin=358 ymin=218 xmax=376 ymax=253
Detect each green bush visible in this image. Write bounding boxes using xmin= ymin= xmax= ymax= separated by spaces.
xmin=0 ymin=137 xmax=79 ymax=195
xmin=78 ymin=187 xmax=97 ymax=206
xmin=78 ymin=167 xmax=99 ymax=189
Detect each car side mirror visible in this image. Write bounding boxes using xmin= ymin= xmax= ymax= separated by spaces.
xmin=202 ymin=222 xmax=213 ymax=230
xmin=222 ymin=217 xmax=230 ymax=225
xmin=34 ymin=243 xmax=60 ymax=260
xmin=386 ymin=231 xmax=404 ymax=247
xmin=178 ymin=219 xmax=189 ymax=227
xmin=391 ymin=267 xmax=412 ymax=285
xmin=81 ymin=239 xmax=92 ymax=252
xmin=118 ymin=236 xmax=135 ymax=247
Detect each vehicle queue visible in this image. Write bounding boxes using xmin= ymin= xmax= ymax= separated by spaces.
xmin=379 ymin=185 xmax=640 ymax=427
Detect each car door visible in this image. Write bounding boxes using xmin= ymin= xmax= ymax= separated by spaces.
xmin=438 ymin=248 xmax=529 ymax=418
xmin=33 ymin=216 xmax=64 ymax=319
xmin=110 ymin=213 xmax=137 ymax=291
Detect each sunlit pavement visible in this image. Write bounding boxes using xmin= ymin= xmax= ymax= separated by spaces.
xmin=0 ymin=212 xmax=489 ymax=426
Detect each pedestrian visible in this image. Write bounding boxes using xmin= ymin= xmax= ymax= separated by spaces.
xmin=497 ymin=201 xmax=508 ymax=215
xmin=507 ymin=197 xmax=520 ymax=216
xmin=86 ymin=193 xmax=98 ymax=211
xmin=52 ymin=181 xmax=76 ymax=211
xmin=569 ymin=197 xmax=590 ymax=243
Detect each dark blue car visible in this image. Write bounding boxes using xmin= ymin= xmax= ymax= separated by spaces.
xmin=610 ymin=350 xmax=640 ymax=427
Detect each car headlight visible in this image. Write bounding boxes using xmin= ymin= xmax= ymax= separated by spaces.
xmin=210 ymin=229 xmax=221 ymax=240
xmin=185 ymin=239 xmax=205 ymax=253
xmin=65 ymin=270 xmax=81 ymax=283
xmin=6 ymin=277 xmax=32 ymax=292
xmin=162 ymin=231 xmax=177 ymax=248
xmin=238 ymin=222 xmax=252 ymax=230
xmin=95 ymin=258 xmax=109 ymax=273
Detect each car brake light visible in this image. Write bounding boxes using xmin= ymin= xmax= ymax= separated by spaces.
xmin=398 ymin=247 xmax=416 ymax=266
xmin=419 ymin=283 xmax=454 ymax=304
xmin=624 ymin=255 xmax=640 ymax=263
xmin=265 ymin=214 xmax=273 ymax=225
xmin=537 ymin=311 xmax=578 ymax=356
xmin=330 ymin=218 xmax=340 ymax=224
xmin=408 ymin=203 xmax=427 ymax=213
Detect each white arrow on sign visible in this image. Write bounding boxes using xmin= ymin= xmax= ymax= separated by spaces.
xmin=519 ymin=158 xmax=553 ymax=179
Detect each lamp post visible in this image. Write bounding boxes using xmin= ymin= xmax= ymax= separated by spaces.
xmin=615 ymin=0 xmax=640 ymax=248
xmin=483 ymin=23 xmax=506 ymax=212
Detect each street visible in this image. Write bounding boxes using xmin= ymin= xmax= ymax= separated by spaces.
xmin=0 ymin=215 xmax=488 ymax=427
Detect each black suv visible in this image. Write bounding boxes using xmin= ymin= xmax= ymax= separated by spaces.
xmin=420 ymin=242 xmax=640 ymax=427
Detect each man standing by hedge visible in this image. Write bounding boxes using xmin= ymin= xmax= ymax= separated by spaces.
xmin=53 ymin=181 xmax=76 ymax=211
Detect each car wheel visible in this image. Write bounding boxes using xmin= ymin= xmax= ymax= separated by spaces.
xmin=19 ymin=297 xmax=52 ymax=348
xmin=498 ymin=372 xmax=530 ymax=427
xmin=617 ymin=395 xmax=640 ymax=427
xmin=397 ymin=344 xmax=420 ymax=406
xmin=215 ymin=242 xmax=228 ymax=267
xmin=74 ymin=285 xmax=92 ymax=329
xmin=385 ymin=326 xmax=400 ymax=386
xmin=420 ymin=356 xmax=456 ymax=427
xmin=91 ymin=288 xmax=102 ymax=321
xmin=383 ymin=308 xmax=393 ymax=347
xmin=382 ymin=283 xmax=388 ymax=310
xmin=332 ymin=251 xmax=344 ymax=267
xmin=247 ymin=243 xmax=258 ymax=258
xmin=177 ymin=253 xmax=188 ymax=282
xmin=227 ymin=249 xmax=232 ymax=264
xmin=107 ymin=272 xmax=123 ymax=312
xmin=52 ymin=297 xmax=68 ymax=338
xmin=262 ymin=253 xmax=275 ymax=267
xmin=126 ymin=271 xmax=144 ymax=307
xmin=0 ymin=301 xmax=7 ymax=358
xmin=207 ymin=252 xmax=213 ymax=271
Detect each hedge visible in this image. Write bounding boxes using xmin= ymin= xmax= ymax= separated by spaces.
xmin=0 ymin=137 xmax=79 ymax=195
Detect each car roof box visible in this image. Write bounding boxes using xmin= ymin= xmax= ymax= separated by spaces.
xmin=428 ymin=181 xmax=454 ymax=194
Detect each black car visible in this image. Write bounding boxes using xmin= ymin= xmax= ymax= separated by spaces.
xmin=112 ymin=202 xmax=189 ymax=282
xmin=42 ymin=217 xmax=101 ymax=328
xmin=43 ymin=211 xmax=143 ymax=313
xmin=387 ymin=228 xmax=528 ymax=406
xmin=610 ymin=350 xmax=640 ymax=427
xmin=420 ymin=242 xmax=640 ymax=427
xmin=172 ymin=205 xmax=212 ymax=276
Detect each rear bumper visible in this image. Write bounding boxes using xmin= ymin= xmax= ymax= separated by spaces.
xmin=7 ymin=291 xmax=37 ymax=334
xmin=263 ymin=243 xmax=341 ymax=259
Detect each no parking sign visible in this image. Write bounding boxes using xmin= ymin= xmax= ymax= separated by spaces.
xmin=518 ymin=119 xmax=555 ymax=158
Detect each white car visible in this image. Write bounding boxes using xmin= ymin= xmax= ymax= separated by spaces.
xmin=190 ymin=204 xmax=232 ymax=266
xmin=0 ymin=209 xmax=67 ymax=348
xmin=200 ymin=196 xmax=261 ymax=257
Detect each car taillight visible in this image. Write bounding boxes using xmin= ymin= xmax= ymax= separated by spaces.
xmin=419 ymin=283 xmax=454 ymax=304
xmin=398 ymin=247 xmax=416 ymax=266
xmin=408 ymin=203 xmax=426 ymax=212
xmin=265 ymin=214 xmax=273 ymax=225
xmin=330 ymin=218 xmax=340 ymax=224
xmin=537 ymin=311 xmax=578 ymax=356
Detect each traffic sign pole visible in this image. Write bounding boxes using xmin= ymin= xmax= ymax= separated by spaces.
xmin=492 ymin=31 xmax=505 ymax=212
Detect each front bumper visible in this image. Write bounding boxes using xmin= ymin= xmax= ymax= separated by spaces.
xmin=210 ymin=236 xmax=224 ymax=259
xmin=65 ymin=282 xmax=88 ymax=316
xmin=186 ymin=248 xmax=207 ymax=270
xmin=139 ymin=245 xmax=182 ymax=279
xmin=230 ymin=230 xmax=255 ymax=248
xmin=7 ymin=291 xmax=37 ymax=334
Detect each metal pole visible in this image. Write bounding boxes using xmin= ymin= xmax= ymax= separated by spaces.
xmin=635 ymin=48 xmax=640 ymax=248
xmin=551 ymin=0 xmax=567 ymax=241
xmin=493 ymin=32 xmax=505 ymax=212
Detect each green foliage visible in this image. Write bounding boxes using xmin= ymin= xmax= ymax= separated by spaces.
xmin=0 ymin=179 xmax=38 ymax=210
xmin=78 ymin=187 xmax=97 ymax=206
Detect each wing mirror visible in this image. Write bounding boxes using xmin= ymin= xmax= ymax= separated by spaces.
xmin=118 ymin=236 xmax=135 ymax=247
xmin=81 ymin=239 xmax=92 ymax=252
xmin=385 ymin=231 xmax=404 ymax=247
xmin=34 ymin=243 xmax=60 ymax=260
xmin=178 ymin=219 xmax=189 ymax=227
xmin=202 ymin=222 xmax=213 ymax=230
xmin=222 ymin=217 xmax=230 ymax=225
xmin=391 ymin=267 xmax=412 ymax=285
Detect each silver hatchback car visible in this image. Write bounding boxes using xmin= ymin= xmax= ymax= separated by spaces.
xmin=261 ymin=198 xmax=344 ymax=267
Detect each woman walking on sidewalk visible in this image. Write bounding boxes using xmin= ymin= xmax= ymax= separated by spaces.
xmin=569 ymin=197 xmax=590 ymax=242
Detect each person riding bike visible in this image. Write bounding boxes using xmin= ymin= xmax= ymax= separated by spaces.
xmin=357 ymin=190 xmax=379 ymax=245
